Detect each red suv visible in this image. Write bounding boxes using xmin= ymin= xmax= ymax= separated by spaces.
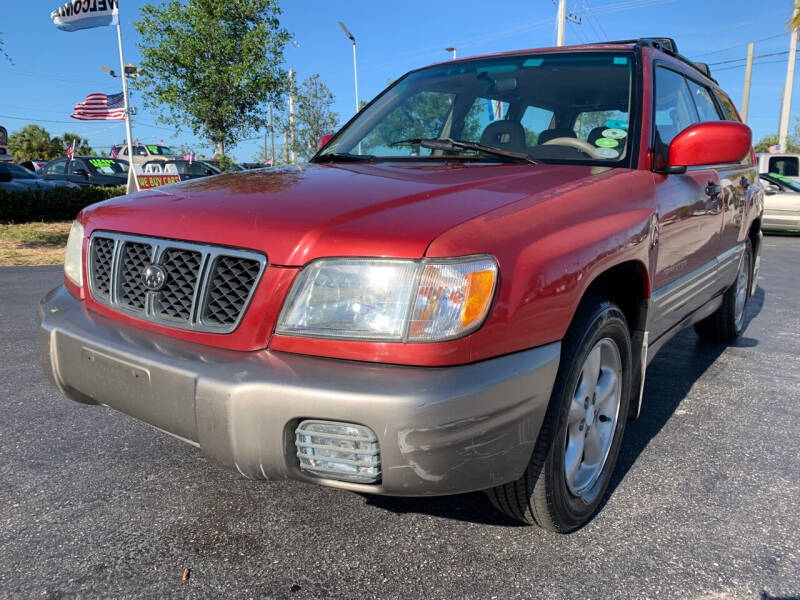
xmin=39 ymin=38 xmax=762 ymax=532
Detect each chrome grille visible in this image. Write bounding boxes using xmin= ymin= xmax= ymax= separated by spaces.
xmin=88 ymin=232 xmax=266 ymax=333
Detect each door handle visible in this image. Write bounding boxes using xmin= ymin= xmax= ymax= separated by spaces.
xmin=740 ymin=176 xmax=750 ymax=189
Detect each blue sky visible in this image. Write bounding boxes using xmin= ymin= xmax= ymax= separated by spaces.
xmin=1 ymin=0 xmax=798 ymax=161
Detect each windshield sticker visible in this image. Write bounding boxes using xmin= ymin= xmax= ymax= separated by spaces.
xmin=89 ymin=159 xmax=115 ymax=168
xmin=595 ymin=137 xmax=619 ymax=148
xmin=601 ymin=128 xmax=627 ymax=140
xmin=594 ymin=147 xmax=620 ymax=159
xmin=604 ymin=119 xmax=628 ymax=130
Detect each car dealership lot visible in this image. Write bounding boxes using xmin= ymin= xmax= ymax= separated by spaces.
xmin=1 ymin=237 xmax=798 ymax=600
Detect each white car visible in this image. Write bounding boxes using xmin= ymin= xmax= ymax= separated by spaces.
xmin=760 ymin=173 xmax=800 ymax=232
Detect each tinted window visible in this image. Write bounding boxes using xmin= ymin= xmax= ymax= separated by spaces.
xmin=68 ymin=160 xmax=86 ymax=174
xmin=0 ymin=163 xmax=37 ymax=179
xmin=686 ymin=80 xmax=722 ymax=122
xmin=768 ymin=156 xmax=799 ymax=177
xmin=714 ymin=90 xmax=741 ymax=121
xmin=654 ymin=67 xmax=698 ymax=145
xmin=44 ymin=159 xmax=67 ymax=175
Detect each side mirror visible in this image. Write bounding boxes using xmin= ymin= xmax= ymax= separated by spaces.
xmin=73 ymin=169 xmax=89 ymax=178
xmin=764 ymin=183 xmax=781 ymax=195
xmin=664 ymin=121 xmax=752 ymax=173
xmin=317 ymin=133 xmax=335 ymax=151
xmin=0 ymin=172 xmax=11 ymax=183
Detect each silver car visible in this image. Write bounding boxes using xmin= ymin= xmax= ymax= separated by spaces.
xmin=760 ymin=173 xmax=800 ymax=232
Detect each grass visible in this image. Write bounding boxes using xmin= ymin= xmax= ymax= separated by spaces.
xmin=0 ymin=221 xmax=71 ymax=266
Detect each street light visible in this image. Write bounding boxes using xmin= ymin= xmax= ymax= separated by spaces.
xmin=100 ymin=63 xmax=138 ymax=78
xmin=445 ymin=46 xmax=457 ymax=59
xmin=338 ymin=21 xmax=360 ymax=114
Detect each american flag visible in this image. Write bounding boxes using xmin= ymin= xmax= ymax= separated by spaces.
xmin=71 ymin=92 xmax=126 ymax=121
xmin=768 ymin=144 xmax=784 ymax=154
xmin=109 ymin=145 xmax=119 ymax=159
xmin=66 ymin=140 xmax=76 ymax=160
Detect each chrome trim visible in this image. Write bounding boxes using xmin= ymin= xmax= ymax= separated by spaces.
xmin=88 ymin=231 xmax=267 ymax=334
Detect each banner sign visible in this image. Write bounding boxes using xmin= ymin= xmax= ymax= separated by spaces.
xmin=51 ymin=0 xmax=119 ymax=32
xmin=136 ymin=174 xmax=181 ymax=190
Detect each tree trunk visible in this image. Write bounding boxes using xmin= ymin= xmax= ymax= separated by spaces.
xmin=215 ymin=141 xmax=224 ymax=158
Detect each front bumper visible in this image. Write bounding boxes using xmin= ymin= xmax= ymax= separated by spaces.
xmin=38 ymin=286 xmax=560 ymax=496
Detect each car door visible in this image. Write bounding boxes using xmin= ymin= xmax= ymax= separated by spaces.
xmin=67 ymin=159 xmax=91 ymax=186
xmin=687 ymin=82 xmax=756 ymax=256
xmin=42 ymin=159 xmax=68 ymax=182
xmin=762 ymin=175 xmax=800 ymax=228
xmin=649 ymin=65 xmax=725 ymax=339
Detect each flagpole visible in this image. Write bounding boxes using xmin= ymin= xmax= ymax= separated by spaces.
xmin=115 ymin=19 xmax=139 ymax=194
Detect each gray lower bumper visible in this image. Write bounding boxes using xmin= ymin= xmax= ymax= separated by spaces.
xmin=38 ymin=286 xmax=560 ymax=496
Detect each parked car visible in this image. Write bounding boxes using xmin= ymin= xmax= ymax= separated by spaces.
xmin=142 ymin=159 xmax=220 ymax=181
xmin=39 ymin=38 xmax=762 ymax=533
xmin=201 ymin=159 xmax=246 ymax=173
xmin=19 ymin=159 xmax=49 ymax=174
xmin=756 ymin=152 xmax=800 ymax=182
xmin=0 ymin=125 xmax=10 ymax=162
xmin=0 ymin=162 xmax=80 ymax=191
xmin=41 ymin=156 xmax=129 ymax=187
xmin=760 ymin=173 xmax=800 ymax=231
xmin=116 ymin=143 xmax=180 ymax=166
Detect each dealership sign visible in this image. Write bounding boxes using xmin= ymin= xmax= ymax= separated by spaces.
xmin=51 ymin=0 xmax=119 ymax=32
xmin=136 ymin=174 xmax=181 ymax=189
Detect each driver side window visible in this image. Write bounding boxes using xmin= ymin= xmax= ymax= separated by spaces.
xmin=654 ymin=67 xmax=698 ymax=145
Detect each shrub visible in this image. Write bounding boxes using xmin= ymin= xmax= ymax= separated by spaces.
xmin=0 ymin=185 xmax=127 ymax=223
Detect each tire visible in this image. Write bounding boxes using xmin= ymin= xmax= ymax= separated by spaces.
xmin=487 ymin=296 xmax=632 ymax=532
xmin=694 ymin=240 xmax=753 ymax=342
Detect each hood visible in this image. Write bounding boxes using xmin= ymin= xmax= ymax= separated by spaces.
xmin=81 ymin=162 xmax=609 ymax=266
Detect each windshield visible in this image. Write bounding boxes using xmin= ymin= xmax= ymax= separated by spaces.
xmin=146 ymin=145 xmax=175 ymax=156
xmin=86 ymin=158 xmax=129 ymax=175
xmin=318 ymin=51 xmax=634 ymax=165
xmin=0 ymin=163 xmax=38 ymax=179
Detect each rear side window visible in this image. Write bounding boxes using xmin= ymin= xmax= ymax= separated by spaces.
xmin=686 ymin=80 xmax=722 ymax=122
xmin=714 ymin=90 xmax=741 ymax=121
xmin=654 ymin=67 xmax=698 ymax=145
xmin=768 ymin=156 xmax=799 ymax=177
xmin=44 ymin=159 xmax=67 ymax=175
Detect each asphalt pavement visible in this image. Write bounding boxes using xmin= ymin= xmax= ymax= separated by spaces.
xmin=0 ymin=237 xmax=798 ymax=600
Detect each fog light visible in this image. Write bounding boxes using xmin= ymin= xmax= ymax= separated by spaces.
xmin=295 ymin=420 xmax=381 ymax=484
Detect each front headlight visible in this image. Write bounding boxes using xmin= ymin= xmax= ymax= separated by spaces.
xmin=64 ymin=221 xmax=84 ymax=287
xmin=276 ymin=256 xmax=497 ymax=342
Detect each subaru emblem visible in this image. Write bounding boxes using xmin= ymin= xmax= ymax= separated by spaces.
xmin=141 ymin=264 xmax=167 ymax=291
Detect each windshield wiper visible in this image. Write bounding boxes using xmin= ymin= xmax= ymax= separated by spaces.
xmin=390 ymin=137 xmax=538 ymax=164
xmin=313 ymin=152 xmax=375 ymax=163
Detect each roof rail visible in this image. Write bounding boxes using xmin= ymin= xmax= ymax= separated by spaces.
xmin=587 ymin=37 xmax=716 ymax=83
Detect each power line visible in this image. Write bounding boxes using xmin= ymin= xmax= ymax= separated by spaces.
xmin=690 ymin=32 xmax=787 ymax=59
xmin=708 ymin=49 xmax=792 ymax=66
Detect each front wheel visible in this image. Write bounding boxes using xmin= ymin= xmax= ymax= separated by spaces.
xmin=487 ymin=297 xmax=632 ymax=532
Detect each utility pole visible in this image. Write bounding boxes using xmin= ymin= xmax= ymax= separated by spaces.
xmin=741 ymin=42 xmax=755 ymax=124
xmin=556 ymin=0 xmax=566 ymax=46
xmin=779 ymin=0 xmax=799 ymax=150
xmin=269 ymin=104 xmax=275 ymax=166
xmin=263 ymin=132 xmax=268 ymax=165
xmin=288 ymin=69 xmax=296 ymax=164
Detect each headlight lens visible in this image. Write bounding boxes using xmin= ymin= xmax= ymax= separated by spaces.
xmin=277 ymin=256 xmax=497 ymax=342
xmin=64 ymin=221 xmax=84 ymax=287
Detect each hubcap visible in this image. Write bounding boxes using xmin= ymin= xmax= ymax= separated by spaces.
xmin=734 ymin=251 xmax=751 ymax=331
xmin=564 ymin=338 xmax=622 ymax=498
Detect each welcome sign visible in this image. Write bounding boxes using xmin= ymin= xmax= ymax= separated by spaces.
xmin=51 ymin=0 xmax=119 ymax=32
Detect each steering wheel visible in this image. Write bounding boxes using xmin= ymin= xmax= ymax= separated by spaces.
xmin=542 ymin=137 xmax=609 ymax=159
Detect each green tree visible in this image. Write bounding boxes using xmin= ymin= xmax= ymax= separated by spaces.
xmin=134 ymin=0 xmax=291 ymax=157
xmin=8 ymin=125 xmax=64 ymax=161
xmin=61 ymin=133 xmax=93 ymax=156
xmin=291 ymin=74 xmax=338 ymax=160
xmin=754 ymin=134 xmax=800 ymax=153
